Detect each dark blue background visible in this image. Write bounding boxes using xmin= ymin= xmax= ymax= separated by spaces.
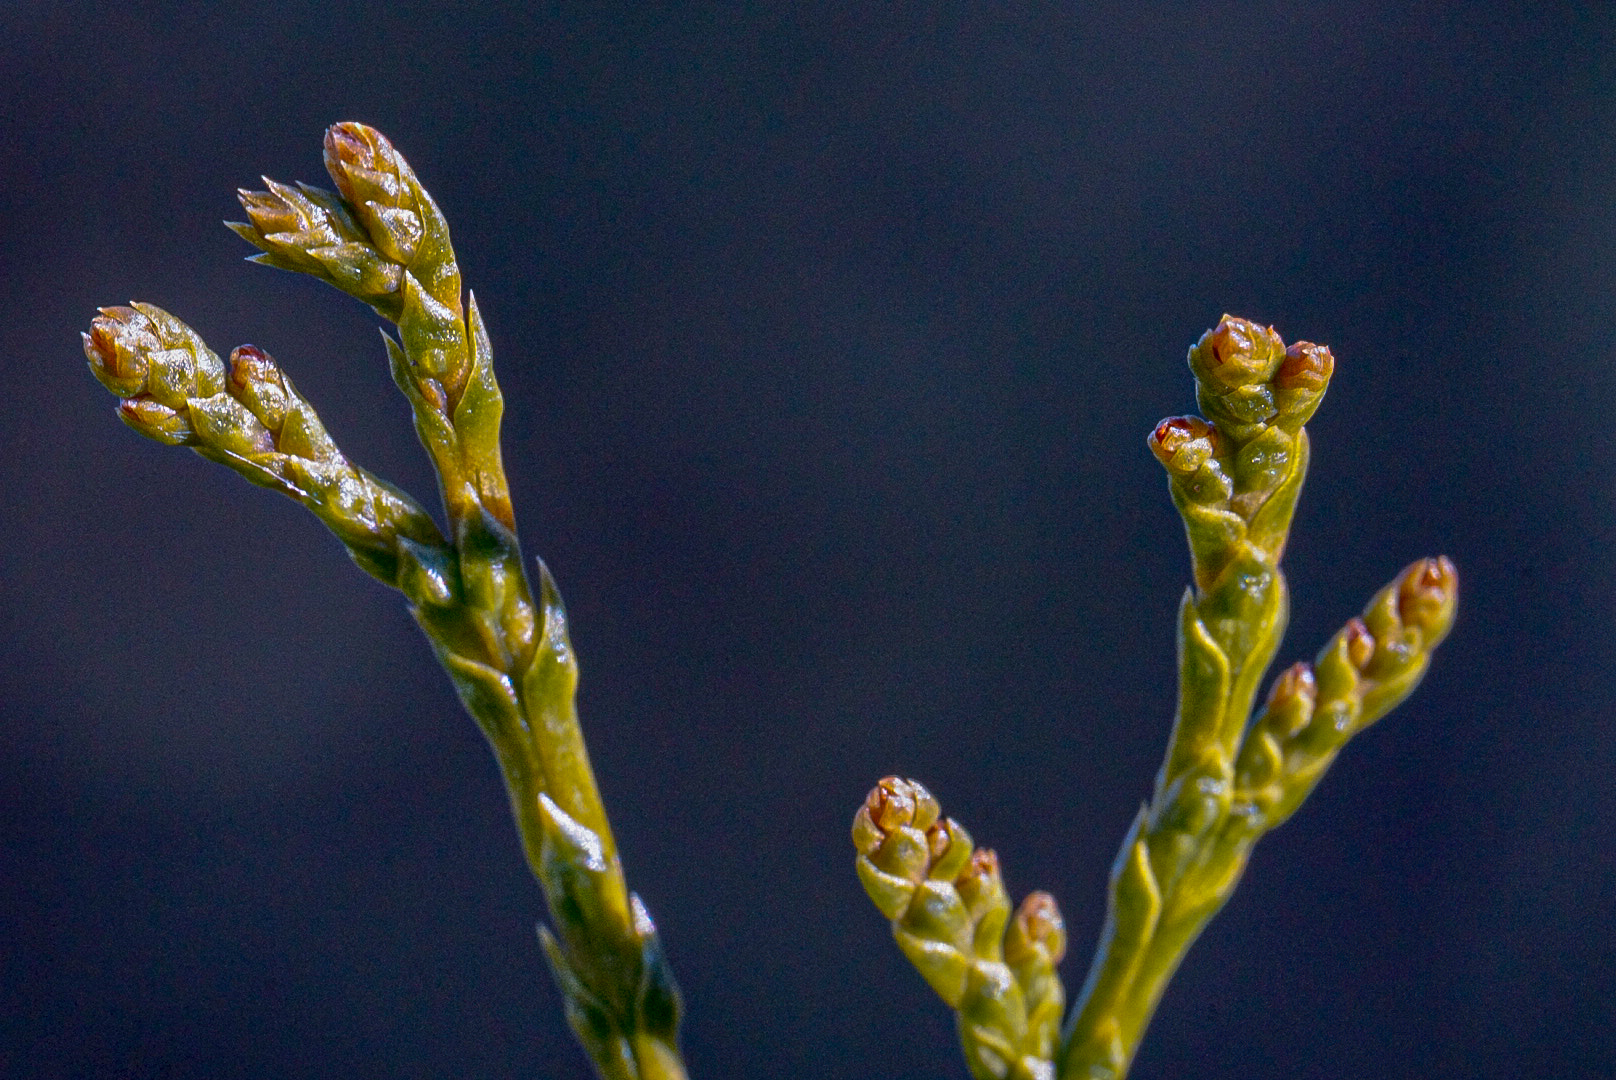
xmin=4 ymin=3 xmax=1614 ymax=1077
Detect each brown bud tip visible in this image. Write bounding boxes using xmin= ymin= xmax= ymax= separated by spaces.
xmin=958 ymin=847 xmax=999 ymax=887
xmin=324 ymin=123 xmax=373 ymax=169
xmin=1011 ymin=892 xmax=1067 ymax=964
xmin=925 ymin=817 xmax=975 ymax=881
xmin=1261 ymin=661 xmax=1318 ymax=738
xmin=225 ymin=344 xmax=294 ymax=435
xmin=954 ymin=848 xmax=1008 ymax=924
xmin=321 ymin=123 xmax=424 ymax=266
xmin=323 ymin=122 xmax=405 ymax=203
xmin=1268 ymin=661 xmax=1318 ymax=708
xmin=118 ymin=396 xmax=194 ymax=445
xmin=84 ymin=306 xmax=157 ymax=397
xmin=227 ymin=344 xmax=279 ymax=388
xmin=1344 ymin=617 xmax=1376 ymax=671
xmin=1199 ymin=315 xmax=1285 ymax=387
xmin=1396 ymin=556 xmax=1458 ymax=644
xmin=1147 ymin=415 xmax=1217 ymax=474
xmin=237 ymin=186 xmax=302 ymax=236
xmin=1276 ymin=341 xmax=1334 ymax=392
xmin=859 ymin=776 xmax=940 ymax=837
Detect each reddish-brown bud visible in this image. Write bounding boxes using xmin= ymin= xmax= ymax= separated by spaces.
xmin=1148 ymin=415 xmax=1218 ymax=474
xmin=83 ymin=307 xmax=155 ymax=397
xmin=1262 ymin=661 xmax=1318 ymax=739
xmin=1276 ymin=341 xmax=1334 ymax=392
xmin=1396 ymin=556 xmax=1458 ymax=645
xmin=1194 ymin=315 xmax=1285 ymax=388
xmin=1344 ymin=617 xmax=1376 ymax=671
xmin=955 ymin=847 xmax=1011 ymax=949
xmin=853 ymin=777 xmax=940 ymax=855
xmin=227 ymin=345 xmax=292 ymax=434
xmin=956 ymin=847 xmax=999 ymax=891
xmin=1006 ymin=891 xmax=1067 ymax=966
xmin=227 ymin=344 xmax=279 ymax=390
xmin=323 ymin=123 xmax=405 ymax=203
xmin=84 ymin=303 xmax=223 ymax=408
xmin=237 ymin=186 xmax=306 ymax=238
xmin=323 ymin=123 xmax=423 ymax=265
xmin=1267 ymin=661 xmax=1317 ymax=706
xmin=117 ymin=396 xmax=194 ymax=446
xmin=925 ymin=817 xmax=975 ymax=881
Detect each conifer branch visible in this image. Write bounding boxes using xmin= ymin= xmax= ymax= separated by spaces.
xmin=88 ymin=124 xmax=686 ymax=1080
xmin=1055 ymin=318 xmax=1456 ymax=1080
xmin=853 ymin=777 xmax=1067 ymax=1080
xmin=852 ymin=318 xmax=1455 ymax=1080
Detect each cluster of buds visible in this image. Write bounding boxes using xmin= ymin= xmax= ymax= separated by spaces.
xmin=83 ymin=302 xmax=224 ymax=446
xmin=230 ymin=180 xmax=403 ymax=315
xmin=230 ymin=123 xmax=470 ymax=411
xmin=1047 ymin=318 xmax=1452 ymax=1080
xmin=85 ymin=124 xmax=683 ymax=1080
xmin=1147 ymin=416 xmax=1230 ymax=507
xmin=853 ymin=778 xmax=1065 ymax=1080
xmin=1002 ymin=892 xmax=1067 ymax=1066
xmin=231 ymin=123 xmax=513 ymax=539
xmin=1150 ymin=316 xmax=1336 ymax=586
xmin=83 ymin=303 xmax=444 ymax=584
xmin=1184 ymin=316 xmax=1333 ymax=443
xmin=1233 ymin=556 xmax=1459 ymax=831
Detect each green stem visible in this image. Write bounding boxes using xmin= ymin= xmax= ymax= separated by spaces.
xmin=1058 ymin=823 xmax=1257 ymax=1079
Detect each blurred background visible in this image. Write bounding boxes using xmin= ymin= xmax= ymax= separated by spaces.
xmin=4 ymin=3 xmax=1615 ymax=1077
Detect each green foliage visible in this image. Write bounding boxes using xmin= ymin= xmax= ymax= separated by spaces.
xmin=85 ymin=125 xmax=1455 ymax=1080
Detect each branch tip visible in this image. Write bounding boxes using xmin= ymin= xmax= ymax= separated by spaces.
xmin=1276 ymin=341 xmax=1334 ymax=392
